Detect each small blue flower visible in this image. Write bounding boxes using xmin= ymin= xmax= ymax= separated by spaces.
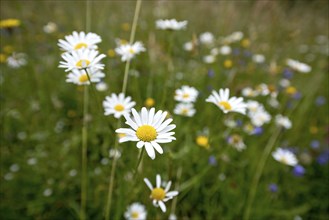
xmin=283 ymin=68 xmax=294 ymax=79
xmin=292 ymin=165 xmax=305 ymax=177
xmin=253 ymin=127 xmax=263 ymax=135
xmin=317 ymin=149 xmax=329 ymax=165
xmin=310 ymin=140 xmax=320 ymax=149
xmin=208 ymin=155 xmax=217 ymax=166
xmin=315 ymin=96 xmax=326 ymax=106
xmin=207 ymin=69 xmax=215 ymax=78
xmin=268 ymin=183 xmax=278 ymax=193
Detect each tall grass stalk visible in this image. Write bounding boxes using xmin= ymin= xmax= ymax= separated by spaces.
xmin=80 ymin=1 xmax=91 ymax=219
xmin=104 ymin=1 xmax=142 ymax=219
xmin=243 ymin=128 xmax=281 ymax=220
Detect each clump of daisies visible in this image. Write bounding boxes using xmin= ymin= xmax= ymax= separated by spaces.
xmin=144 ymin=174 xmax=179 ymax=212
xmin=206 ymin=88 xmax=247 ymax=115
xmin=116 ymin=107 xmax=176 ymax=159
xmin=58 ymin=31 xmax=106 ymax=85
xmin=286 ymin=58 xmax=311 ymax=73
xmin=173 ymin=85 xmax=198 ymax=117
xmin=103 ymin=93 xmax=136 ymax=118
xmin=156 ymin=18 xmax=188 ymax=31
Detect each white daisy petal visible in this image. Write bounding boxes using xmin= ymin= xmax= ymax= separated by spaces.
xmin=145 ymin=142 xmax=156 ymax=160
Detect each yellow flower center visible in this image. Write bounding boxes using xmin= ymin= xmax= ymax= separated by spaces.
xmin=114 ymin=104 xmax=125 ymax=112
xmin=131 ymin=211 xmax=139 ymax=218
xmin=129 ymin=48 xmax=135 ymax=54
xmin=0 ymin=53 xmax=7 ymax=63
xmin=151 ymin=187 xmax=166 ymax=201
xmin=76 ymin=59 xmax=90 ymax=68
xmin=74 ymin=42 xmax=88 ymax=50
xmin=286 ymin=86 xmax=297 ymax=95
xmin=224 ymin=59 xmax=233 ymax=68
xmin=182 ymin=93 xmax=190 ymax=99
xmin=182 ymin=109 xmax=189 ymax=115
xmin=79 ymin=74 xmax=89 ymax=83
xmin=136 ymin=125 xmax=157 ymax=142
xmin=219 ymin=101 xmax=232 ymax=111
xmin=0 ymin=19 xmax=21 ymax=28
xmin=230 ymin=135 xmax=241 ymax=144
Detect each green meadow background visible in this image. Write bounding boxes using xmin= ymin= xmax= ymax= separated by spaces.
xmin=1 ymin=0 xmax=328 ymax=219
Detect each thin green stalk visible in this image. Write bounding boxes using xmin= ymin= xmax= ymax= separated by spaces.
xmin=80 ymin=84 xmax=89 ymax=220
xmin=105 ymin=1 xmax=142 ymax=219
xmin=133 ymin=148 xmax=145 ymax=180
xmin=243 ymin=128 xmax=281 ymax=220
xmin=104 ymin=121 xmax=121 ymax=220
xmin=170 ymin=166 xmax=182 ymax=215
xmin=80 ymin=1 xmax=91 ymax=219
xmin=121 ymin=0 xmax=142 ymax=94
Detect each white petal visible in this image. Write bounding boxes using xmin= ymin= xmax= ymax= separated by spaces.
xmin=144 ymin=178 xmax=153 ymax=190
xmin=158 ymin=201 xmax=167 ymax=212
xmin=145 ymin=142 xmax=155 ymax=160
xmin=148 ymin=108 xmax=155 ymax=125
xmin=132 ymin=108 xmax=142 ymax=126
xmin=137 ymin=141 xmax=145 ymax=148
xmin=156 ymin=174 xmax=161 ymax=188
xmin=166 ymin=191 xmax=179 ymax=197
xmin=141 ymin=107 xmax=148 ymax=124
xmin=165 ymin=181 xmax=172 ymax=192
xmin=151 ymin=141 xmax=164 ymax=154
xmin=156 ymin=118 xmax=173 ymax=132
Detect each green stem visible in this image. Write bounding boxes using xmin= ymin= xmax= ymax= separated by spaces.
xmin=80 ymin=84 xmax=89 ymax=220
xmin=243 ymin=128 xmax=281 ymax=220
xmin=121 ymin=0 xmax=142 ymax=94
xmin=105 ymin=120 xmax=121 ymax=220
xmin=133 ymin=148 xmax=145 ymax=180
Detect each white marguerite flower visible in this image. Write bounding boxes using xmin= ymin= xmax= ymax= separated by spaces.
xmin=124 ymin=202 xmax=147 ymax=220
xmin=203 ymin=55 xmax=216 ymax=64
xmin=115 ymin=41 xmax=146 ymax=62
xmin=43 ymin=22 xmax=57 ymax=34
xmin=286 ymin=59 xmax=311 ymax=73
xmin=206 ymin=88 xmax=247 ymax=115
xmin=59 ymin=48 xmax=106 ymax=72
xmin=116 ymin=107 xmax=176 ymax=160
xmin=227 ymin=134 xmax=246 ymax=151
xmin=241 ymin=87 xmax=259 ymax=97
xmin=156 ymin=19 xmax=188 ymax=30
xmin=221 ymin=31 xmax=244 ymax=44
xmin=252 ymin=54 xmax=265 ymax=63
xmin=173 ymin=103 xmax=196 ymax=117
xmin=219 ymin=45 xmax=232 ymax=55
xmin=7 ymin=52 xmax=27 ymax=68
xmin=103 ymin=93 xmax=136 ymax=118
xmin=199 ymin=32 xmax=214 ymax=45
xmin=58 ymin=31 xmax=101 ymax=52
xmin=144 ymin=174 xmax=179 ymax=212
xmin=249 ymin=109 xmax=271 ymax=127
xmin=95 ymin=81 xmax=108 ymax=91
xmin=66 ymin=68 xmax=105 ymax=85
xmin=174 ymin=85 xmax=199 ymax=103
xmin=272 ymin=148 xmax=298 ymax=166
xmin=275 ymin=114 xmax=292 ymax=129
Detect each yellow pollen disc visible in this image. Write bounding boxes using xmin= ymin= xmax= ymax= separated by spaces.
xmin=145 ymin=98 xmax=155 ymax=107
xmin=131 ymin=211 xmax=139 ymax=218
xmin=151 ymin=187 xmax=166 ymax=201
xmin=129 ymin=48 xmax=135 ymax=54
xmin=182 ymin=109 xmax=189 ymax=115
xmin=182 ymin=93 xmax=190 ymax=99
xmin=79 ymin=74 xmax=89 ymax=83
xmin=219 ymin=101 xmax=232 ymax=111
xmin=74 ymin=42 xmax=88 ymax=50
xmin=224 ymin=59 xmax=233 ymax=68
xmin=136 ymin=125 xmax=157 ymax=142
xmin=114 ymin=104 xmax=125 ymax=112
xmin=231 ymin=135 xmax=241 ymax=144
xmin=76 ymin=59 xmax=91 ymax=68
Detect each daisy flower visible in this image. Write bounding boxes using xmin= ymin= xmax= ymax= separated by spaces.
xmin=59 ymin=48 xmax=106 ymax=72
xmin=286 ymin=59 xmax=311 ymax=73
xmin=275 ymin=114 xmax=292 ymax=129
xmin=199 ymin=32 xmax=214 ymax=45
xmin=115 ymin=107 xmax=176 ymax=160
xmin=6 ymin=52 xmax=27 ymax=68
xmin=156 ymin=19 xmax=188 ymax=30
xmin=174 ymin=85 xmax=199 ymax=103
xmin=124 ymin=203 xmax=147 ymax=220
xmin=144 ymin=174 xmax=179 ymax=212
xmin=174 ymin=103 xmax=196 ymax=117
xmin=272 ymin=148 xmax=298 ymax=166
xmin=66 ymin=68 xmax=105 ymax=85
xmin=58 ymin=31 xmax=102 ymax=52
xmin=206 ymin=88 xmax=247 ymax=115
xmin=227 ymin=134 xmax=246 ymax=151
xmin=103 ymin=93 xmax=136 ymax=118
xmin=115 ymin=41 xmax=145 ymax=62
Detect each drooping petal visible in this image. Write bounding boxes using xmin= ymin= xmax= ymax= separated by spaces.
xmin=145 ymin=142 xmax=156 ymax=160
xmin=144 ymin=178 xmax=153 ymax=190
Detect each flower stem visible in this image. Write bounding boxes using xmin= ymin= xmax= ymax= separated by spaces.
xmin=133 ymin=148 xmax=145 ymax=180
xmin=80 ymin=84 xmax=89 ymax=220
xmin=121 ymin=0 xmax=142 ymax=94
xmin=104 ymin=120 xmax=120 ymax=220
xmin=243 ymin=128 xmax=281 ymax=220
